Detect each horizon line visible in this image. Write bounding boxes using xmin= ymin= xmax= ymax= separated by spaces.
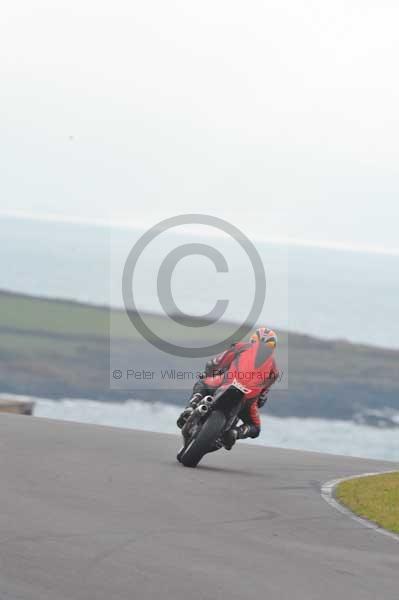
xmin=1 ymin=209 xmax=399 ymax=257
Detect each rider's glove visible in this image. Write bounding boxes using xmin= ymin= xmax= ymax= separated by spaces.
xmin=202 ymin=361 xmax=224 ymax=379
xmin=204 ymin=360 xmax=215 ymax=376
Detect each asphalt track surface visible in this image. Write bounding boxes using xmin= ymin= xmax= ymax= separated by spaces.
xmin=0 ymin=414 xmax=398 ymax=600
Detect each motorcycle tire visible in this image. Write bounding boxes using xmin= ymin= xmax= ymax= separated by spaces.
xmin=180 ymin=410 xmax=226 ymax=468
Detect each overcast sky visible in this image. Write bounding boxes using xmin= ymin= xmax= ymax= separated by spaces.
xmin=2 ymin=0 xmax=399 ymax=252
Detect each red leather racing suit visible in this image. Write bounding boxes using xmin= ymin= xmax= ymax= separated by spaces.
xmin=192 ymin=340 xmax=279 ymax=438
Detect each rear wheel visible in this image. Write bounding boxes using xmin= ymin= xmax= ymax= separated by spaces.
xmin=180 ymin=410 xmax=226 ymax=468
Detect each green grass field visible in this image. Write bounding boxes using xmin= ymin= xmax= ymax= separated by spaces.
xmin=1 ymin=289 xmax=399 ymax=420
xmin=336 ymin=473 xmax=399 ymax=534
xmin=0 ymin=289 xmax=246 ymax=342
xmin=0 ymin=291 xmax=109 ymax=337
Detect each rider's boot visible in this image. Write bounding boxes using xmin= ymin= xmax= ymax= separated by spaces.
xmin=222 ymin=428 xmax=238 ymax=450
xmin=222 ymin=425 xmax=253 ymax=450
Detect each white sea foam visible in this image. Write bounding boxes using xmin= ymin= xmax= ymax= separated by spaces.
xmin=32 ymin=397 xmax=399 ymax=462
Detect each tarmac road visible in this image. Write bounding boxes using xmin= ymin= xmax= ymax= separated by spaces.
xmin=0 ymin=413 xmax=397 ymax=600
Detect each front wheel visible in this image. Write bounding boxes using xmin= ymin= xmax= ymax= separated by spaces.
xmin=180 ymin=410 xmax=226 ymax=468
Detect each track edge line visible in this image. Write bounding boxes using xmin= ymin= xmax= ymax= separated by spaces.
xmin=321 ymin=471 xmax=399 ymax=543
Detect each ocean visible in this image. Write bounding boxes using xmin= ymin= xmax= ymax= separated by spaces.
xmin=1 ymin=215 xmax=399 ymax=348
xmin=2 ymin=215 xmax=398 ymax=460
xmin=30 ymin=396 xmax=398 ymax=462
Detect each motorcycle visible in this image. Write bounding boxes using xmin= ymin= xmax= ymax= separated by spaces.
xmin=176 ymin=380 xmax=250 ymax=468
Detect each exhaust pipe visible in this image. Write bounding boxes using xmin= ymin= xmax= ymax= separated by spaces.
xmin=202 ymin=396 xmax=214 ymax=405
xmin=196 ymin=403 xmax=209 ymax=415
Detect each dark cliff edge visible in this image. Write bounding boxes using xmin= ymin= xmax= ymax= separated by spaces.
xmin=1 ymin=289 xmax=398 ymax=427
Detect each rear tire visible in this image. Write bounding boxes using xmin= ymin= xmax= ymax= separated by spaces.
xmin=180 ymin=410 xmax=226 ymax=468
xmin=176 ymin=446 xmax=185 ymax=463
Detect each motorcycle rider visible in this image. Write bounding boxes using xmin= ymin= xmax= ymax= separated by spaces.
xmin=177 ymin=327 xmax=279 ymax=450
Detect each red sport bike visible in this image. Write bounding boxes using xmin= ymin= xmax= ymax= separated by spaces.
xmin=177 ymin=380 xmax=250 ymax=468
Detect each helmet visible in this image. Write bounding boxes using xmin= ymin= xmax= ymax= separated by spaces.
xmin=250 ymin=327 xmax=277 ymax=348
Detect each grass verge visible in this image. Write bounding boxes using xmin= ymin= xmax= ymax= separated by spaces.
xmin=336 ymin=472 xmax=399 ymax=534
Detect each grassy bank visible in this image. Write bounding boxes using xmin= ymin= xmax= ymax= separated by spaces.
xmin=1 ymin=289 xmax=399 ymax=422
xmin=336 ymin=473 xmax=399 ymax=534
